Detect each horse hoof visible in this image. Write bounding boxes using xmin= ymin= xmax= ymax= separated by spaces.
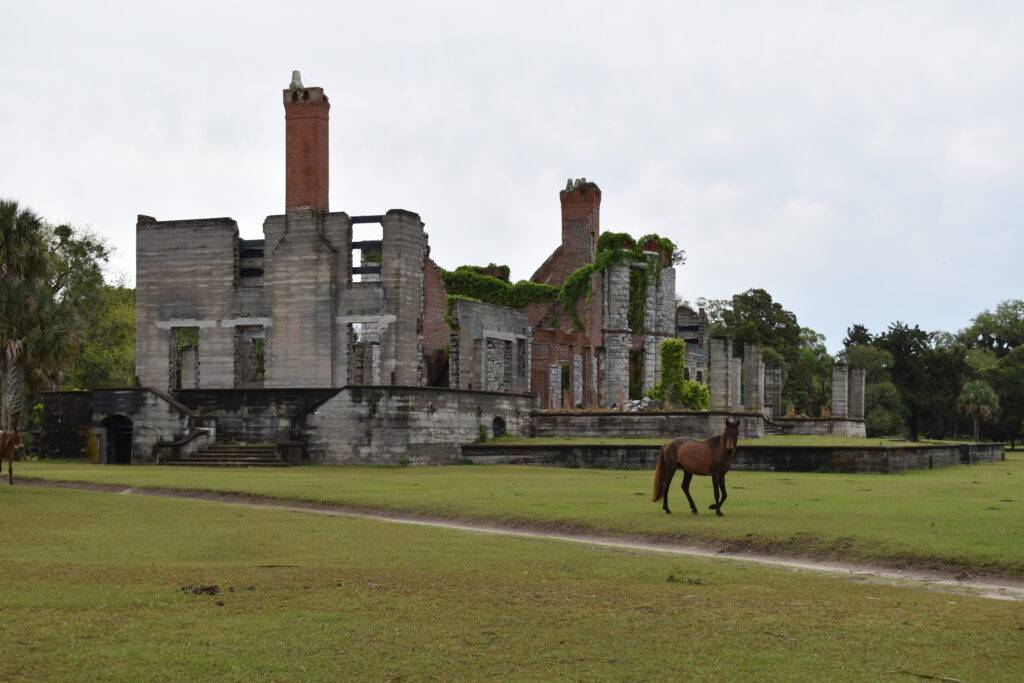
xmin=690 ymin=509 xmax=698 ymax=515
xmin=664 ymin=509 xmax=672 ymax=515
xmin=715 ymin=510 xmax=724 ymax=517
xmin=708 ymin=504 xmax=717 ymax=510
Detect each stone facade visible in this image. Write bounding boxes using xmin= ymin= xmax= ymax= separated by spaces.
xmin=304 ymin=386 xmax=535 ymax=464
xmin=448 ymin=299 xmax=529 ymax=393
xmin=776 ymin=417 xmax=867 ymax=438
xmin=532 ymin=410 xmax=764 ymax=439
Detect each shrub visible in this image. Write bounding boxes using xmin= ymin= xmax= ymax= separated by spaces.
xmin=645 ymin=339 xmax=711 ymax=410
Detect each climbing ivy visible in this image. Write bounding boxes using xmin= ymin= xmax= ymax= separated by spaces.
xmin=645 ymin=338 xmax=711 ymax=409
xmin=441 ymin=232 xmax=682 ymax=332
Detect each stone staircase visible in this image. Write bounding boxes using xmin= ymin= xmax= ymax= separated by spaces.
xmin=159 ymin=443 xmax=286 ymax=467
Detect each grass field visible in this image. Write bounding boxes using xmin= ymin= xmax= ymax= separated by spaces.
xmin=2 ymin=485 xmax=1022 ymax=681
xmin=490 ymin=435 xmax=937 ymax=447
xmin=17 ymin=453 xmax=1024 ymax=577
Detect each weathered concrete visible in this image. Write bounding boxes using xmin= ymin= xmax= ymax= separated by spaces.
xmin=448 ymin=299 xmax=529 ymax=393
xmin=708 ymin=337 xmax=732 ymax=410
xmin=532 ymin=410 xmax=764 ymax=439
xmin=601 ymin=262 xmax=630 ymax=407
xmin=832 ymin=363 xmax=849 ymax=418
xmin=728 ymin=357 xmax=742 ymax=409
xmin=743 ymin=343 xmax=764 ymax=412
xmin=775 ymin=417 xmax=867 ymax=438
xmin=849 ymin=367 xmax=866 ymax=420
xmin=765 ymin=362 xmax=783 ymax=419
xmin=305 ymin=386 xmax=536 ymax=464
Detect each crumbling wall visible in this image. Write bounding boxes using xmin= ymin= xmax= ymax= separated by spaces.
xmin=135 ymin=216 xmax=239 ymax=390
xmin=305 ymin=386 xmax=536 ymax=464
xmin=448 ymin=299 xmax=530 ymax=393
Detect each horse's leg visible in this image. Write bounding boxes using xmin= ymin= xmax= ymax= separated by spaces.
xmin=661 ymin=459 xmax=677 ymax=514
xmin=716 ymin=473 xmax=727 ymax=515
xmin=681 ymin=471 xmax=697 ymax=514
xmin=709 ymin=473 xmax=721 ymax=512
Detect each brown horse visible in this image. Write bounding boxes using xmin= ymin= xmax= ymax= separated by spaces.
xmin=0 ymin=431 xmax=22 ymax=485
xmin=652 ymin=418 xmax=740 ymax=516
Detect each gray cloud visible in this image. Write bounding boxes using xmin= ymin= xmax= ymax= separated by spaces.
xmin=2 ymin=1 xmax=1021 ymax=351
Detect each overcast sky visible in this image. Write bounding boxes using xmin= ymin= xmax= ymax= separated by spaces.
xmin=2 ymin=2 xmax=1021 ymax=351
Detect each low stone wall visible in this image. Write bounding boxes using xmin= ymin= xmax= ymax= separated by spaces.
xmin=531 ymin=410 xmax=764 ymax=440
xmin=305 ymin=386 xmax=537 ymax=465
xmin=461 ymin=442 xmax=1005 ymax=473
xmin=173 ymin=388 xmax=339 ymax=442
xmin=774 ymin=417 xmax=866 ymax=438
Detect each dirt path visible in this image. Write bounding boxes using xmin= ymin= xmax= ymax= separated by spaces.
xmin=17 ymin=477 xmax=1024 ymax=602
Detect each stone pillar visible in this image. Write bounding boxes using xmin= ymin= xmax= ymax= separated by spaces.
xmin=728 ymin=357 xmax=742 ymax=409
xmin=832 ymin=363 xmax=849 ymax=418
xmin=849 ymin=367 xmax=866 ymax=420
xmin=765 ymin=362 xmax=783 ymax=419
xmin=709 ymin=337 xmax=732 ymax=410
xmin=572 ymin=354 xmax=583 ymax=407
xmin=743 ymin=344 xmax=765 ymax=412
xmin=548 ymin=363 xmax=562 ymax=409
xmin=380 ymin=210 xmax=426 ymax=386
xmin=591 ymin=356 xmax=599 ymax=407
xmin=602 ymin=262 xmax=630 ymax=407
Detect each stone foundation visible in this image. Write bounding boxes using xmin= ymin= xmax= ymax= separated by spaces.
xmin=531 ymin=410 xmax=764 ymax=439
xmin=775 ymin=417 xmax=866 ymax=437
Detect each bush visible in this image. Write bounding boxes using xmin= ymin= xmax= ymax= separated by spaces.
xmin=645 ymin=339 xmax=711 ymax=410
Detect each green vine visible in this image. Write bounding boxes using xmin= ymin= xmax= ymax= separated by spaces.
xmin=441 ymin=232 xmax=682 ymax=332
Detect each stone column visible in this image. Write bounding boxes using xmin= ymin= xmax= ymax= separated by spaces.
xmin=572 ymin=354 xmax=583 ymax=407
xmin=743 ymin=344 xmax=765 ymax=412
xmin=728 ymin=357 xmax=742 ymax=409
xmin=849 ymin=367 xmax=866 ymax=420
xmin=548 ymin=363 xmax=562 ymax=409
xmin=765 ymin=363 xmax=783 ymax=419
xmin=832 ymin=363 xmax=849 ymax=418
xmin=380 ymin=210 xmax=426 ymax=386
xmin=602 ymin=262 xmax=630 ymax=407
xmin=709 ymin=337 xmax=732 ymax=410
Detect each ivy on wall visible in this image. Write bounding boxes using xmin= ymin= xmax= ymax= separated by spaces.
xmin=441 ymin=231 xmax=682 ymax=332
xmin=646 ymin=338 xmax=711 ymax=409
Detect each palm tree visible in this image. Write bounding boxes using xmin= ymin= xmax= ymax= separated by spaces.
xmin=957 ymin=379 xmax=1000 ymax=442
xmin=0 ymin=199 xmax=49 ymax=431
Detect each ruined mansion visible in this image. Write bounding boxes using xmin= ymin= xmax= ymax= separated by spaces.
xmin=39 ymin=73 xmax=866 ymax=466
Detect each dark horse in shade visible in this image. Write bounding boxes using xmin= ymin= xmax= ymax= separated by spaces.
xmin=652 ymin=418 xmax=740 ymax=516
xmin=0 ymin=430 xmax=22 ymax=485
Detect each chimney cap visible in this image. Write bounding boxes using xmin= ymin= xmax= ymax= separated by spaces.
xmin=289 ymin=70 xmax=303 ymax=89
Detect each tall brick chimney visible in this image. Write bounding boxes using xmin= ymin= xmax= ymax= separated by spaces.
xmin=283 ymin=71 xmax=330 ymax=212
xmin=560 ymin=178 xmax=601 ymax=265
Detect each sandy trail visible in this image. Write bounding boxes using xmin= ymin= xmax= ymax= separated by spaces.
xmin=16 ymin=477 xmax=1024 ymax=602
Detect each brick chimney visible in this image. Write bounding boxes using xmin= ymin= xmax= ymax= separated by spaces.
xmin=559 ymin=178 xmax=601 ymax=264
xmin=283 ymin=71 xmax=329 ymax=212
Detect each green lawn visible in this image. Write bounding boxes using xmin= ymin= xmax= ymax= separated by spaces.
xmin=17 ymin=453 xmax=1024 ymax=577
xmin=2 ymin=486 xmax=1022 ymax=681
xmin=489 ymin=434 xmax=938 ymax=447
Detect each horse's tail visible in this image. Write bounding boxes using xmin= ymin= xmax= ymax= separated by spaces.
xmin=652 ymin=444 xmax=667 ymax=502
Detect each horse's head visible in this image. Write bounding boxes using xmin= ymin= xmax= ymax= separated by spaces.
xmin=722 ymin=418 xmax=740 ymax=455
